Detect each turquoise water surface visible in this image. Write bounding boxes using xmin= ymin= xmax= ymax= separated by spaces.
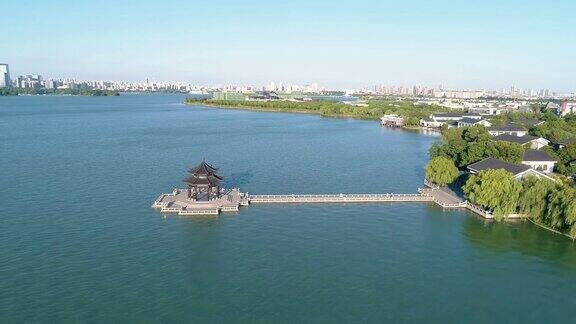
xmin=1 ymin=95 xmax=576 ymax=323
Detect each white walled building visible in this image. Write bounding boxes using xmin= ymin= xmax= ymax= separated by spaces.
xmin=487 ymin=126 xmax=528 ymax=137
xmin=420 ymin=112 xmax=482 ymax=128
xmin=522 ymin=150 xmax=557 ymax=173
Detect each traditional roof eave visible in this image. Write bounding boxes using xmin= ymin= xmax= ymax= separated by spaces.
xmin=467 ymin=157 xmax=531 ymax=175
xmin=515 ymin=169 xmax=557 ymax=182
xmin=184 ymin=176 xmax=222 ymax=186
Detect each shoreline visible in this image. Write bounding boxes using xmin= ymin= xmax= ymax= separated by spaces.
xmin=186 ymin=101 xmax=427 ymax=129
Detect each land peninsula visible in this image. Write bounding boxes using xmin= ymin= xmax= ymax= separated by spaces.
xmin=185 ymin=97 xmax=450 ymax=127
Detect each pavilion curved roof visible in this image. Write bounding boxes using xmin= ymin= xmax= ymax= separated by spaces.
xmin=188 ymin=161 xmax=219 ymax=175
xmin=184 ymin=161 xmax=223 ymax=186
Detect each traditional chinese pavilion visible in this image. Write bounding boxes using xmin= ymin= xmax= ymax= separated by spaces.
xmin=184 ymin=161 xmax=223 ymax=201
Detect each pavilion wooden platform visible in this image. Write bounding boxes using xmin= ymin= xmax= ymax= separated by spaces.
xmin=152 ymin=188 xmax=249 ymax=216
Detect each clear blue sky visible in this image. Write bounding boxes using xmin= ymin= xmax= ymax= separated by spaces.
xmin=2 ymin=0 xmax=575 ymax=91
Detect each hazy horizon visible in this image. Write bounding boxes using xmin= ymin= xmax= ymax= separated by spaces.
xmin=2 ymin=0 xmax=575 ymax=91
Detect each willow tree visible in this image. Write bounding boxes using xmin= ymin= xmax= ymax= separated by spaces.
xmin=546 ymin=187 xmax=576 ymax=234
xmin=518 ymin=176 xmax=556 ymax=221
xmin=463 ymin=169 xmax=522 ymax=221
xmin=425 ymin=156 xmax=459 ymax=186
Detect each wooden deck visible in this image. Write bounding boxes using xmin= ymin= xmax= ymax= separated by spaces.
xmin=152 ymin=188 xmax=249 ymax=216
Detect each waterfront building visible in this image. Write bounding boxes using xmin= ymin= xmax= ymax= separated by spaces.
xmin=522 ymin=150 xmax=557 ymax=173
xmin=0 ymin=63 xmax=10 ymax=88
xmin=467 ymin=158 xmax=555 ymax=181
xmin=419 ymin=112 xmax=481 ymax=128
xmin=380 ymin=114 xmax=404 ymax=127
xmin=184 ymin=161 xmax=223 ymax=201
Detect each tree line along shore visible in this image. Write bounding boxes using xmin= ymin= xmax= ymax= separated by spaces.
xmin=185 ymin=97 xmax=452 ymax=127
xmin=0 ymin=88 xmax=120 ymax=96
xmin=187 ymin=97 xmax=576 ymax=238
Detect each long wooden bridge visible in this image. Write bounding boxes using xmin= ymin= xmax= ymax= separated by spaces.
xmin=248 ymin=190 xmax=496 ymax=218
xmin=153 ymin=162 xmax=499 ymax=218
xmin=153 ymin=186 xmax=498 ymax=219
xmin=249 ymin=193 xmax=432 ymax=203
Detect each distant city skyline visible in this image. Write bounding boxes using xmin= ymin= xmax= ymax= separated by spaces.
xmin=2 ymin=0 xmax=575 ymax=91
xmin=3 ymin=65 xmax=574 ymax=97
xmin=5 ymin=69 xmax=573 ymax=99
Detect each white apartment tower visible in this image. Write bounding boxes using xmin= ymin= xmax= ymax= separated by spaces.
xmin=0 ymin=63 xmax=10 ymax=88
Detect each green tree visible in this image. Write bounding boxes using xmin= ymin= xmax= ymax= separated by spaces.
xmin=546 ymin=187 xmax=576 ymax=233
xmin=555 ymin=144 xmax=576 ymax=175
xmin=518 ymin=176 xmax=556 ymax=221
xmin=425 ymin=156 xmax=459 ymax=186
xmin=462 ymin=125 xmax=491 ymax=142
xmin=463 ymin=169 xmax=522 ymax=221
xmin=459 ymin=141 xmax=490 ymax=167
xmin=429 ymin=128 xmax=467 ymax=163
xmin=491 ymin=141 xmax=524 ymax=164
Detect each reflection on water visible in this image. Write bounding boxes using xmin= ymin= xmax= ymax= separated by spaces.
xmin=464 ymin=217 xmax=576 ymax=269
xmin=418 ymin=128 xmax=442 ymax=136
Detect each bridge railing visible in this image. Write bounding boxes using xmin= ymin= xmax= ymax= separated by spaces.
xmin=250 ymin=193 xmax=425 ymax=198
xmin=462 ymin=201 xmax=492 ymax=218
xmin=423 ymin=179 xmax=440 ymax=190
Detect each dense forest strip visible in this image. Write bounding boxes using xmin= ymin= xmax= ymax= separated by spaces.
xmin=185 ymin=98 xmax=450 ymax=127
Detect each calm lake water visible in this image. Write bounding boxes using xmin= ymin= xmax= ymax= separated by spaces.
xmin=1 ymin=94 xmax=576 ymax=323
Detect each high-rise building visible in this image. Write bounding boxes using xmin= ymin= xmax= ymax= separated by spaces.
xmin=0 ymin=63 xmax=10 ymax=88
xmin=16 ymin=74 xmax=43 ymax=88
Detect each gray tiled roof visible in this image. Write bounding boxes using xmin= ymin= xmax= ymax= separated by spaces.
xmin=434 ymin=112 xmax=481 ymax=118
xmin=467 ymin=158 xmax=530 ymax=175
xmin=488 ymin=124 xmax=526 ymax=132
xmin=459 ymin=117 xmax=484 ymax=124
xmin=434 ymin=113 xmax=464 ymax=118
xmin=514 ymin=119 xmax=544 ymax=126
xmin=523 ymin=150 xmax=556 ymax=162
xmin=494 ymin=134 xmax=538 ymax=145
